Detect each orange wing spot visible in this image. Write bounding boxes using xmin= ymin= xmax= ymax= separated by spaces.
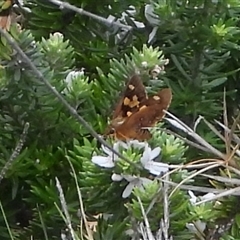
xmin=139 ymin=105 xmax=147 ymax=111
xmin=128 ymin=84 xmax=135 ymax=90
xmin=153 ymin=95 xmax=161 ymax=100
xmin=129 ymin=102 xmax=139 ymax=108
xmin=123 ymin=97 xmax=130 ymax=105
xmin=132 ymin=95 xmax=138 ymax=101
xmin=127 ymin=111 xmax=132 ymax=117
xmin=124 ymin=96 xmax=139 ymax=108
xmin=126 ymin=95 xmax=140 ymax=108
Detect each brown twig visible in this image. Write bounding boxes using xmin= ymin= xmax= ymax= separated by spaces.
xmin=48 ymin=0 xmax=132 ymax=31
xmin=0 ymin=122 xmax=29 ymax=183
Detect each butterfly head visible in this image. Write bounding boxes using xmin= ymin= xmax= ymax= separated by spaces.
xmin=104 ymin=117 xmax=125 ymax=137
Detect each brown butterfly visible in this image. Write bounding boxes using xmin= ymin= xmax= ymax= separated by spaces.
xmin=0 ymin=0 xmax=14 ymax=30
xmin=105 ymin=74 xmax=172 ymax=141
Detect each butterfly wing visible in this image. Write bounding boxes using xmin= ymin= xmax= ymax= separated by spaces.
xmin=0 ymin=0 xmax=13 ymax=30
xmin=105 ymin=75 xmax=147 ymax=136
xmin=115 ymin=88 xmax=172 ymax=140
xmin=112 ymin=74 xmax=147 ymax=119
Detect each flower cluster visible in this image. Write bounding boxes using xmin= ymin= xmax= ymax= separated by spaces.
xmin=92 ymin=140 xmax=169 ymax=198
xmin=186 ymin=191 xmax=216 ymax=235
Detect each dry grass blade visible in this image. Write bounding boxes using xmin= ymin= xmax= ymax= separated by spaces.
xmin=48 ymin=0 xmax=132 ymax=31
xmin=165 ymin=111 xmax=226 ymax=159
xmin=68 ymin=159 xmax=94 ymax=240
xmin=55 ymin=177 xmax=76 ymax=240
xmin=195 ymin=186 xmax=240 ymax=205
xmin=201 ymin=117 xmax=226 ymax=142
xmin=160 ymin=179 xmax=240 ymax=196
xmin=215 ymin=120 xmax=240 ymax=145
xmin=162 ymin=128 xmax=212 ymax=153
xmin=146 ymin=159 xmax=223 ymax=216
xmin=230 ymin=110 xmax=240 ymax=142
xmin=223 ymin=88 xmax=231 ymax=156
xmin=200 ymin=173 xmax=240 ymax=185
xmin=164 ymin=158 xmax=224 ymax=183
xmin=193 ymin=115 xmax=204 ymax=132
xmin=201 ymin=117 xmax=240 ymax=168
xmin=169 ymin=162 xmax=222 ymax=198
xmin=226 ymin=164 xmax=240 ymax=176
xmin=203 ymin=118 xmax=240 ymax=165
xmin=225 ymin=144 xmax=240 ymax=166
xmin=162 ymin=174 xmax=170 ymax=240
xmin=137 ymin=196 xmax=155 ymax=240
xmin=169 ymin=161 xmax=220 ymax=170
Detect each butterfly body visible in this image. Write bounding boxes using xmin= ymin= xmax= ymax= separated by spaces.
xmin=105 ymin=75 xmax=172 ymax=141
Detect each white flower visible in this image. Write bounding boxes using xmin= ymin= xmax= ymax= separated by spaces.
xmin=92 ymin=142 xmax=121 ymax=168
xmin=120 ymin=6 xmax=145 ymax=29
xmin=92 ymin=140 xmax=147 ymax=168
xmin=144 ymin=4 xmax=160 ymax=43
xmin=140 ymin=145 xmax=169 ymax=175
xmin=188 ymin=191 xmax=216 ymax=205
xmin=112 ymin=174 xmax=153 ymax=198
xmin=144 ymin=4 xmax=160 ymax=26
xmin=141 ymin=61 xmax=148 ymax=68
xmin=64 ymin=69 xmax=85 ymax=91
xmin=111 ymin=173 xmax=123 ymax=181
xmin=186 ymin=220 xmax=206 ymax=234
xmin=187 ymin=191 xmax=214 ymax=235
xmin=188 ymin=190 xmax=198 ymax=204
xmin=124 ymin=140 xmax=147 ymax=149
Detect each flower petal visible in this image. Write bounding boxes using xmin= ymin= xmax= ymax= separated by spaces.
xmin=140 ymin=146 xmax=151 ymax=165
xmin=201 ymin=193 xmax=216 ymax=201
xmin=148 ymin=26 xmax=158 ymax=44
xmin=188 ymin=190 xmax=197 ymax=204
xmin=111 ymin=173 xmax=123 ymax=181
xmin=123 ymin=175 xmax=137 ymax=182
xmin=186 ymin=220 xmax=206 ymax=233
xmin=128 ymin=140 xmax=147 ymax=149
xmin=101 ymin=144 xmax=112 ymax=156
xmin=122 ymin=182 xmax=135 ymax=198
xmin=113 ymin=141 xmax=122 ymax=151
xmin=150 ymin=147 xmax=161 ymax=160
xmin=140 ymin=177 xmax=153 ymax=187
xmin=145 ymin=4 xmax=160 ymax=26
xmin=195 ymin=220 xmax=206 ymax=232
xmin=92 ymin=156 xmax=114 ymax=168
xmin=117 ymin=141 xmax=129 ymax=149
xmin=144 ymin=161 xmax=169 ymax=175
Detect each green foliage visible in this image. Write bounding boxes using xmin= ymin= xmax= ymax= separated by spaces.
xmin=149 ymin=0 xmax=240 ymax=126
xmin=25 ymin=0 xmax=147 ymax=75
xmin=67 ymin=138 xmax=127 ymax=216
xmin=1 ymin=0 xmax=240 ymax=239
xmin=93 ymin=216 xmax=128 ymax=240
xmin=0 ymin=26 xmax=102 ymax=239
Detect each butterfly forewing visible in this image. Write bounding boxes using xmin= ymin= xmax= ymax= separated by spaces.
xmin=112 ymin=75 xmax=147 ymax=119
xmin=105 ymin=75 xmax=148 ymax=136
